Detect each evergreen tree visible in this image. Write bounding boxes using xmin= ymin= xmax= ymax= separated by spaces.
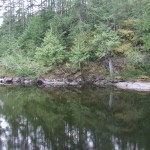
xmin=35 ymin=30 xmax=66 ymax=66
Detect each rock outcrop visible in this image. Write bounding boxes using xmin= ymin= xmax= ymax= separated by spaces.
xmin=115 ymin=82 xmax=150 ymax=92
xmin=0 ymin=76 xmax=149 ymax=92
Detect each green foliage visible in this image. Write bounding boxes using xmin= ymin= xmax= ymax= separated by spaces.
xmin=123 ymin=49 xmax=147 ymax=77
xmin=19 ymin=15 xmax=49 ymax=56
xmin=0 ymin=36 xmax=46 ymax=77
xmin=35 ymin=30 xmax=67 ymax=66
xmin=0 ymin=0 xmax=149 ymax=77
xmin=21 ymin=40 xmax=37 ymax=57
xmin=136 ymin=63 xmax=150 ymax=76
xmin=115 ymin=43 xmax=132 ymax=53
xmin=69 ymin=34 xmax=91 ymax=67
xmin=91 ymin=25 xmax=120 ymax=58
xmin=0 ymin=36 xmax=21 ymax=56
xmin=140 ymin=33 xmax=150 ymax=52
xmin=125 ymin=49 xmax=144 ymax=66
xmin=1 ymin=52 xmax=46 ymax=77
xmin=134 ymin=2 xmax=150 ymax=52
xmin=20 ymin=15 xmax=45 ymax=44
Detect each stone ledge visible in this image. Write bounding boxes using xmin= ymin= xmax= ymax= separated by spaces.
xmin=115 ymin=82 xmax=150 ymax=92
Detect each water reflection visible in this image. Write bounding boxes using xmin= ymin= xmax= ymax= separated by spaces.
xmin=0 ymin=86 xmax=149 ymax=150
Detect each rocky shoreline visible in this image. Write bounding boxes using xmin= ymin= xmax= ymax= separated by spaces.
xmin=115 ymin=81 xmax=150 ymax=92
xmin=0 ymin=76 xmax=120 ymax=87
xmin=0 ymin=76 xmax=150 ymax=92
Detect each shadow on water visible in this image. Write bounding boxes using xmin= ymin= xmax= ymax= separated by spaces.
xmin=0 ymin=86 xmax=149 ymax=150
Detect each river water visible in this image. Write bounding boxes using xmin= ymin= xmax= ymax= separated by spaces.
xmin=0 ymin=86 xmax=149 ymax=150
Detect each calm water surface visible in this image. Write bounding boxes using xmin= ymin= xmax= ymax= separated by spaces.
xmin=0 ymin=86 xmax=149 ymax=150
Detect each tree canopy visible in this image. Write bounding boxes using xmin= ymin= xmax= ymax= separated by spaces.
xmin=0 ymin=0 xmax=149 ymax=77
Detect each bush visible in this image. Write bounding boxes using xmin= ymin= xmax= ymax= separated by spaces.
xmin=1 ymin=52 xmax=46 ymax=77
xmin=125 ymin=49 xmax=144 ymax=66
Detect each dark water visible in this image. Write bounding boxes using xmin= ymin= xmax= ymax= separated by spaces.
xmin=0 ymin=86 xmax=149 ymax=150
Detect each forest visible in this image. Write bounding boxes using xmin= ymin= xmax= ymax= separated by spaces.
xmin=0 ymin=0 xmax=149 ymax=79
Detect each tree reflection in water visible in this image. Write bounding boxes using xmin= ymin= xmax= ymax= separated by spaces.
xmin=0 ymin=86 xmax=149 ymax=150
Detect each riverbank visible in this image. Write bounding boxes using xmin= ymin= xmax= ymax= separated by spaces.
xmin=0 ymin=76 xmax=150 ymax=92
xmin=0 ymin=76 xmax=110 ymax=87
